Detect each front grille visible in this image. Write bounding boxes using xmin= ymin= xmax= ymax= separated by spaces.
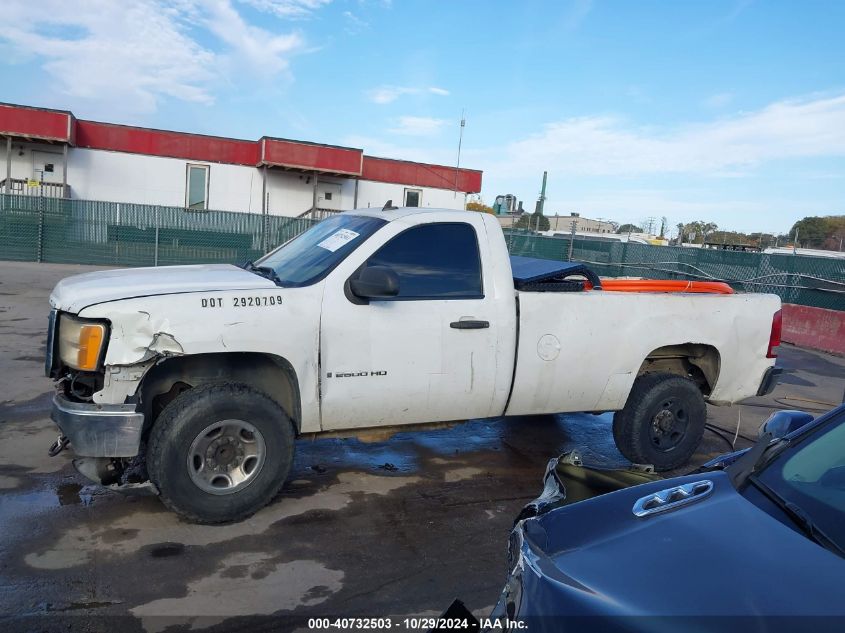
xmin=45 ymin=309 xmax=58 ymax=378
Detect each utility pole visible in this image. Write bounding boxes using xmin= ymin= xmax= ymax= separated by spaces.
xmin=535 ymin=171 xmax=547 ymax=215
xmin=793 ymin=227 xmax=799 ymax=255
xmin=567 ymin=216 xmax=577 ymax=261
xmin=453 ymin=110 xmax=465 ymax=198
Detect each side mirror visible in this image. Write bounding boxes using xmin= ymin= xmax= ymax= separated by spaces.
xmin=758 ymin=410 xmax=815 ymax=441
xmin=350 ymin=266 xmax=399 ymax=299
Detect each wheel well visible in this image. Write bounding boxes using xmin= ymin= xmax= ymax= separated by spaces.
xmin=637 ymin=344 xmax=720 ymax=396
xmin=138 ymin=352 xmax=301 ymax=434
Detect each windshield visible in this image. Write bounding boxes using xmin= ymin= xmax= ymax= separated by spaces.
xmin=256 ymin=214 xmax=386 ymax=287
xmin=755 ymin=411 xmax=845 ymax=553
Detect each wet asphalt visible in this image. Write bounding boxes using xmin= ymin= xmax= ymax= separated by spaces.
xmin=1 ymin=260 xmax=843 ymax=632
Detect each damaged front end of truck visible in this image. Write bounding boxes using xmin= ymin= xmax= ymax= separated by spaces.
xmin=45 ymin=305 xmax=182 ymax=493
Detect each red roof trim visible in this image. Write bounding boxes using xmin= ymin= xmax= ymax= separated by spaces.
xmin=0 ymin=102 xmax=482 ymax=191
xmin=0 ymin=103 xmax=74 ymax=143
xmin=261 ymin=137 xmax=362 ymax=175
xmin=76 ymin=120 xmax=260 ymax=166
xmin=361 ymin=156 xmax=482 ymax=193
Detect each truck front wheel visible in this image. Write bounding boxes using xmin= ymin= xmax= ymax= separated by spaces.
xmin=147 ymin=382 xmax=295 ymax=524
xmin=612 ymin=373 xmax=706 ymax=471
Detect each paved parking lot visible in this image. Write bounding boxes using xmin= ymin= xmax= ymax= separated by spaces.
xmin=1 ymin=260 xmax=843 ymax=632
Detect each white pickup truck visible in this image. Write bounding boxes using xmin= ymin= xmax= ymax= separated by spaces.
xmin=45 ymin=207 xmax=783 ymax=523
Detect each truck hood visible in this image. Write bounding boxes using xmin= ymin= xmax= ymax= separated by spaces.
xmin=49 ymin=264 xmax=277 ymax=312
xmin=497 ymin=470 xmax=845 ymax=621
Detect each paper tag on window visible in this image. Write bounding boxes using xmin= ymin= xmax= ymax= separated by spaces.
xmin=317 ymin=228 xmax=360 ymax=252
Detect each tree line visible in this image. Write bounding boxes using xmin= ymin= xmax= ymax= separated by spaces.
xmin=789 ymin=215 xmax=845 ymax=250
xmin=466 ymin=201 xmax=845 ymax=252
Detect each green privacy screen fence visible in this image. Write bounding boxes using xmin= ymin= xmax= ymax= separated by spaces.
xmin=0 ymin=194 xmax=314 ymax=268
xmin=1 ymin=194 xmax=842 ymax=311
xmin=505 ymin=230 xmax=845 ymax=311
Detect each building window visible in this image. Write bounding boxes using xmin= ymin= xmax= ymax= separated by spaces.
xmin=186 ymin=164 xmax=209 ymax=210
xmin=365 ymin=223 xmax=482 ymax=299
xmin=324 ymin=192 xmax=333 ymax=201
xmin=404 ymin=188 xmax=422 ymax=207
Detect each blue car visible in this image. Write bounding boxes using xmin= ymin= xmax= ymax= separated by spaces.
xmin=446 ymin=406 xmax=845 ymax=632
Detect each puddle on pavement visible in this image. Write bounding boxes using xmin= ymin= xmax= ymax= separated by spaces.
xmin=23 ymin=471 xmax=423 ymax=569
xmin=130 ymin=553 xmax=344 ymax=624
xmin=0 ymin=487 xmax=61 ymax=543
xmin=149 ymin=543 xmax=185 ymax=559
xmin=294 ymin=411 xmax=625 ymax=479
xmin=55 ymin=482 xmax=83 ymax=506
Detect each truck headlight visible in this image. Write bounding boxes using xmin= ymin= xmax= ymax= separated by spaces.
xmin=58 ymin=314 xmax=107 ymax=371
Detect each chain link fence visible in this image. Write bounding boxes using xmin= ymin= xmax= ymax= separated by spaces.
xmin=505 ymin=230 xmax=845 ymax=311
xmin=1 ymin=194 xmax=842 ymax=311
xmin=0 ymin=194 xmax=314 ymax=268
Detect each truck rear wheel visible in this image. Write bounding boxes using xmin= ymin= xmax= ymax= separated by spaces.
xmin=612 ymin=373 xmax=706 ymax=471
xmin=147 ymin=382 xmax=295 ymax=524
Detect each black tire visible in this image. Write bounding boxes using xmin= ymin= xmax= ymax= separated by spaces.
xmin=612 ymin=373 xmax=706 ymax=471
xmin=147 ymin=382 xmax=295 ymax=524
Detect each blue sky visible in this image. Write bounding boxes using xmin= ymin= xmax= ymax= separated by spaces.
xmin=1 ymin=0 xmax=844 ymax=234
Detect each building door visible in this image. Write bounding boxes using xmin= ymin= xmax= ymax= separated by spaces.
xmin=32 ymin=151 xmax=63 ymax=184
xmin=404 ymin=188 xmax=422 ymax=207
xmin=318 ymin=183 xmax=342 ymax=210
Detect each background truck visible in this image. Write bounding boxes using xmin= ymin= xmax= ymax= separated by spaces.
xmin=45 ymin=207 xmax=783 ymax=523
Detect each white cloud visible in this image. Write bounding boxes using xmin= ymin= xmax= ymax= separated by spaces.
xmin=366 ymin=85 xmax=450 ymax=104
xmin=0 ymin=0 xmax=215 ymax=112
xmin=238 ymin=0 xmax=332 ymax=19
xmin=343 ymin=11 xmax=369 ymax=34
xmin=490 ymin=93 xmax=845 ymax=178
xmin=388 ymin=116 xmax=448 ymax=136
xmin=203 ymin=0 xmax=305 ymax=76
xmin=0 ymin=0 xmax=309 ymax=115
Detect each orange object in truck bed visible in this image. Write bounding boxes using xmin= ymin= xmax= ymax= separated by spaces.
xmin=586 ymin=279 xmax=735 ymax=294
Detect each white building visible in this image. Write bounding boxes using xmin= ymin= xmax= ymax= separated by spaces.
xmin=548 ymin=213 xmax=615 ymax=234
xmin=0 ymin=103 xmax=482 ymax=217
xmin=497 ymin=211 xmax=616 ymax=234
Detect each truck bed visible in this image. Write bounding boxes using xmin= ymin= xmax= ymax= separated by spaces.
xmin=507 ymin=287 xmax=779 ymax=415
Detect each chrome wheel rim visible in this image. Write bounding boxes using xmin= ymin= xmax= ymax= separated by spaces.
xmin=187 ymin=419 xmax=266 ymax=495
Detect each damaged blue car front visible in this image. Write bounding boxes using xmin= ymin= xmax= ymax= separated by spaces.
xmin=481 ymin=406 xmax=845 ymax=632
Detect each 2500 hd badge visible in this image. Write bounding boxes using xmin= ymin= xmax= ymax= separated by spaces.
xmin=327 ymin=371 xmax=388 ymax=378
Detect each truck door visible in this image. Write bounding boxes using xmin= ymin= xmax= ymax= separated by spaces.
xmin=319 ymin=217 xmax=501 ymax=430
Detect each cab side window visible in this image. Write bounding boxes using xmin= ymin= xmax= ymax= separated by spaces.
xmin=366 ymin=223 xmax=482 ymax=299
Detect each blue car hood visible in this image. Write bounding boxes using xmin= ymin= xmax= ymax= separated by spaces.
xmin=505 ymin=471 xmax=844 ymax=618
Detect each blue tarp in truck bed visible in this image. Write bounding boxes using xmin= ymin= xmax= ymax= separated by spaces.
xmin=510 ymin=256 xmax=601 ymax=289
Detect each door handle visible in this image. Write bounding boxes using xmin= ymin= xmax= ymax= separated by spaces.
xmin=450 ymin=320 xmax=490 ymax=329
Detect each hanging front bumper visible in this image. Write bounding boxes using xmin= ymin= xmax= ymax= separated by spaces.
xmin=50 ymin=394 xmax=144 ymax=457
